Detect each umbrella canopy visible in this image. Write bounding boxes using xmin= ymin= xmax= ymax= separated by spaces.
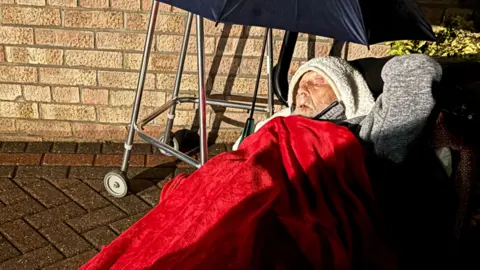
xmin=160 ymin=0 xmax=435 ymax=45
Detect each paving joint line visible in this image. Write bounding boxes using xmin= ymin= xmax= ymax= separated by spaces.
xmin=63 ymin=220 xmax=100 ymax=254
xmin=0 ymin=231 xmax=23 ymax=259
xmin=39 ymin=153 xmax=46 ymax=166
xmin=20 ymin=216 xmax=54 ymax=253
xmin=10 ymin=166 xmax=18 ymax=179
xmin=66 ymin=166 xmax=72 ymax=179
xmin=9 ymin=177 xmax=48 ymax=214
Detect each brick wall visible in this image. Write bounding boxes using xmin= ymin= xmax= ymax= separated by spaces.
xmin=0 ymin=0 xmax=477 ymax=143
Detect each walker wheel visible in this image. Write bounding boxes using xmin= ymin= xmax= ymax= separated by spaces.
xmin=158 ymin=134 xmax=180 ymax=156
xmin=104 ymin=169 xmax=129 ymax=198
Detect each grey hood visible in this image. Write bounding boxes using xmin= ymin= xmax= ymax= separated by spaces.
xmin=288 ymin=56 xmax=375 ymax=119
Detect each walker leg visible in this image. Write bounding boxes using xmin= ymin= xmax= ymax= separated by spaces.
xmin=266 ymin=28 xmax=274 ymax=117
xmin=195 ymin=15 xmax=208 ymax=165
xmin=120 ymin=0 xmax=159 ymax=172
xmin=161 ymin=12 xmax=194 ymax=147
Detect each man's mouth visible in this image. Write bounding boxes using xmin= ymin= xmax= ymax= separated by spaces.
xmin=298 ymin=104 xmax=310 ymax=110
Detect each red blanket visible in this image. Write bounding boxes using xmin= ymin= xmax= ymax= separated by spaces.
xmin=81 ymin=116 xmax=397 ymax=270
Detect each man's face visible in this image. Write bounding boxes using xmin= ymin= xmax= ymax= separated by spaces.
xmin=292 ymin=71 xmax=337 ymax=118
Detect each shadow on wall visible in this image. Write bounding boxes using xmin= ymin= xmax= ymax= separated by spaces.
xmin=180 ymin=24 xmax=239 ymax=145
xmin=184 ymin=25 xmax=323 ymax=146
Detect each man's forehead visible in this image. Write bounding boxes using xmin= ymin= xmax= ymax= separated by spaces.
xmin=302 ymin=71 xmax=327 ymax=84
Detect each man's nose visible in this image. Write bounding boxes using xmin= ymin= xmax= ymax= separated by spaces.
xmin=297 ymin=86 xmax=310 ymax=96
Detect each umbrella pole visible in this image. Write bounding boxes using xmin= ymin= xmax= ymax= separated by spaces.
xmin=238 ymin=28 xmax=269 ymax=145
xmin=266 ymin=28 xmax=274 ymax=117
xmin=195 ymin=15 xmax=208 ymax=165
xmin=249 ymin=28 xmax=269 ymax=118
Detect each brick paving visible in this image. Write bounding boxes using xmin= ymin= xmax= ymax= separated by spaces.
xmin=2 ymin=140 xmax=480 ymax=269
xmin=0 ymin=141 xmax=228 ymax=269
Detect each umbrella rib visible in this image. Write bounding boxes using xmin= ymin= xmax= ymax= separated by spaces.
xmin=355 ymin=0 xmax=368 ymax=45
xmin=294 ymin=0 xmax=298 ymax=26
xmin=215 ymin=0 xmax=229 ymax=22
xmin=217 ymin=0 xmax=246 ymax=22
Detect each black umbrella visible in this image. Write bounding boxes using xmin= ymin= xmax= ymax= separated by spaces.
xmin=160 ymin=0 xmax=435 ymax=45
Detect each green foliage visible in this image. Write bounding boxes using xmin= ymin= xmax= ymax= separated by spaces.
xmin=386 ymin=16 xmax=480 ymax=60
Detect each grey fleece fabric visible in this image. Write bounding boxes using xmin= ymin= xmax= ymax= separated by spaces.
xmin=353 ymin=54 xmax=442 ymax=163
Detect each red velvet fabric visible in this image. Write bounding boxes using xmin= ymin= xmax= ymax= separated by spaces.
xmin=80 ymin=116 xmax=397 ymax=270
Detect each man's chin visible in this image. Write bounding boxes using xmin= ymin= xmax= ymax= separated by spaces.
xmin=292 ymin=109 xmax=317 ymax=118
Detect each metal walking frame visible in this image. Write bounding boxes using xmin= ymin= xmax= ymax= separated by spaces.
xmin=104 ymin=0 xmax=275 ymax=198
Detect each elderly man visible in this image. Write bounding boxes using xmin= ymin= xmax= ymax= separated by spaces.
xmin=233 ymin=54 xmax=443 ymax=164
